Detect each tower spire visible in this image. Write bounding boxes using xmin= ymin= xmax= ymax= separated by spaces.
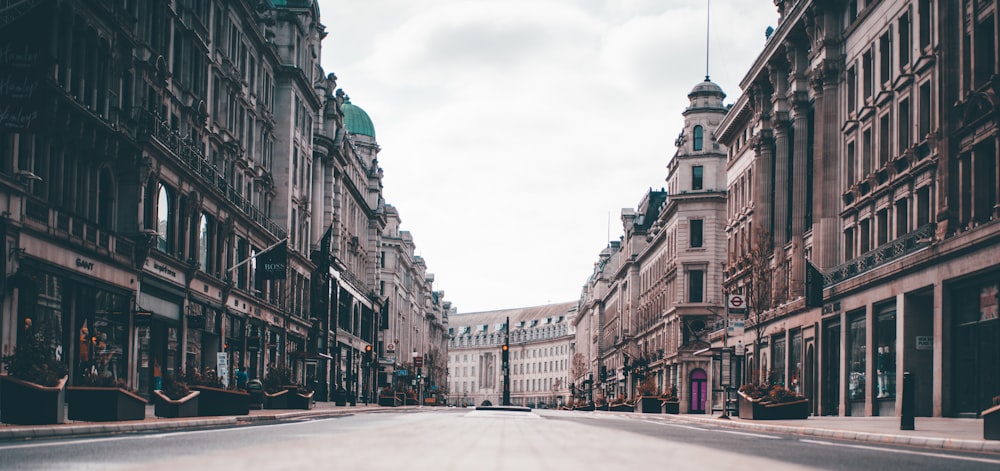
xmin=705 ymin=0 xmax=711 ymax=81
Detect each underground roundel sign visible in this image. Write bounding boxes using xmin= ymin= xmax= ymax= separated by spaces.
xmin=727 ymin=294 xmax=747 ymax=313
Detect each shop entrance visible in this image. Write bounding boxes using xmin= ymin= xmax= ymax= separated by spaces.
xmin=689 ymin=369 xmax=707 ymax=414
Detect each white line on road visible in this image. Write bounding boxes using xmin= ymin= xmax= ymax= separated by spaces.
xmin=644 ymin=420 xmax=780 ymax=439
xmin=799 ymin=439 xmax=1000 ymax=465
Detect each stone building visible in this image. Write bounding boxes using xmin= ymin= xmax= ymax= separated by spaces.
xmin=0 ymin=0 xmax=449 ymax=406
xmin=378 ymin=204 xmax=451 ymax=403
xmin=718 ymin=0 xmax=999 ymax=418
xmin=449 ymin=302 xmax=575 ymax=407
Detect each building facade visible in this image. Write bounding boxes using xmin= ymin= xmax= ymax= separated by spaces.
xmin=717 ymin=0 xmax=999 ymax=418
xmin=0 ymin=0 xmax=450 ymax=407
xmin=448 ymin=303 xmax=575 ymax=407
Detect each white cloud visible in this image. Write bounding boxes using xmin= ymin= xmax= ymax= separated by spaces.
xmin=317 ymin=0 xmax=778 ymax=312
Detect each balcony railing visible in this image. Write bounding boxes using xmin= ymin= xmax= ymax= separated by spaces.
xmin=135 ymin=108 xmax=286 ymax=240
xmin=824 ymin=223 xmax=934 ymax=286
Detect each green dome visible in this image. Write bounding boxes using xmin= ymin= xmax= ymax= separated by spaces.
xmin=342 ymin=98 xmax=376 ymax=138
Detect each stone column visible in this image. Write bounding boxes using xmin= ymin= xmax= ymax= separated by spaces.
xmin=753 ymin=129 xmax=776 ymax=242
xmin=769 ymin=61 xmax=792 ymax=248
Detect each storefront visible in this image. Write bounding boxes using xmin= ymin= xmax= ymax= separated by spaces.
xmin=950 ymin=275 xmax=1000 ymax=417
xmin=136 ymin=281 xmax=183 ymax=398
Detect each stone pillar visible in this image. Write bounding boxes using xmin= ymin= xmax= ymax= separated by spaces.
xmin=769 ymin=61 xmax=792 ymax=248
xmin=753 ymin=130 xmax=776 ymax=241
xmin=814 ymin=59 xmax=842 ymax=270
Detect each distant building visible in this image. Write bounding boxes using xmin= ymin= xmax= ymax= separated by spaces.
xmin=448 ymin=303 xmax=576 ymax=407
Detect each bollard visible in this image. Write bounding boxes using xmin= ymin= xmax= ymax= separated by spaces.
xmin=900 ymin=371 xmax=914 ymax=430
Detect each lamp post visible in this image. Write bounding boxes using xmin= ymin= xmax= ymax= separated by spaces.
xmin=412 ymin=349 xmax=423 ymax=407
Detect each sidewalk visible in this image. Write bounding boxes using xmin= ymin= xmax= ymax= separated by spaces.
xmin=0 ymin=401 xmax=400 ymax=441
xmin=635 ymin=412 xmax=1000 ymax=454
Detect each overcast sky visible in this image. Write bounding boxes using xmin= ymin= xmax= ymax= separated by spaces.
xmin=316 ymin=0 xmax=779 ymax=313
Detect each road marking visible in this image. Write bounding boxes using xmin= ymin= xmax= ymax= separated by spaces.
xmin=799 ymin=439 xmax=1000 ymax=465
xmin=715 ymin=429 xmax=781 ymax=439
xmin=644 ymin=420 xmax=779 ymax=439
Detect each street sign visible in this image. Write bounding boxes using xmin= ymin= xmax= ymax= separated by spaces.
xmin=386 ymin=343 xmax=395 ymax=352
xmin=397 ymin=369 xmax=409 ymax=376
xmin=728 ymin=294 xmax=747 ymax=314
xmin=735 ymin=339 xmax=746 ymax=356
xmin=727 ymin=316 xmax=745 ymax=337
xmin=414 ymin=356 xmax=423 ymax=367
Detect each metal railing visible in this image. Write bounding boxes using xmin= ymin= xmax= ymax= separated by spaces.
xmin=824 ymin=224 xmax=934 ymax=286
xmin=136 ymin=108 xmax=286 ymax=240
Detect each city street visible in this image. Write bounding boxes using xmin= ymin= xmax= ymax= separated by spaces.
xmin=1 ymin=409 xmax=997 ymax=471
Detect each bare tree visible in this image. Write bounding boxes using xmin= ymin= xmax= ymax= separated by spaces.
xmin=741 ymin=227 xmax=776 ymax=384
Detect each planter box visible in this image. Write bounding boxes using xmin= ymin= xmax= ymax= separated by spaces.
xmin=574 ymin=403 xmax=595 ymax=411
xmin=153 ymin=390 xmax=200 ymax=418
xmin=67 ymin=386 xmax=147 ymax=422
xmin=637 ymin=396 xmax=662 ymax=414
xmin=379 ymin=394 xmax=401 ymax=407
xmin=662 ymin=400 xmax=680 ymax=414
xmin=0 ymin=375 xmax=67 ymax=425
xmin=285 ymin=387 xmax=314 ymax=410
xmin=984 ymin=404 xmax=1000 ymax=440
xmin=191 ymin=385 xmax=250 ymax=416
xmin=738 ymin=392 xmax=809 ymax=420
xmin=609 ymin=403 xmax=634 ymax=412
xmin=264 ymin=389 xmax=290 ymax=409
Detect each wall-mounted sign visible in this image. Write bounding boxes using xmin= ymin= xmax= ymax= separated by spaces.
xmin=915 ymin=336 xmax=933 ymax=350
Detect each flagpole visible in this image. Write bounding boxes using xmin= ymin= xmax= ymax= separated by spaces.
xmin=228 ymin=237 xmax=288 ymax=273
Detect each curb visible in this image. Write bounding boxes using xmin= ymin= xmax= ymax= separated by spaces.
xmin=630 ymin=413 xmax=1000 ymax=454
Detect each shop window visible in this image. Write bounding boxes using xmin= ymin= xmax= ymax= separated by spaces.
xmin=771 ymin=335 xmax=786 ymax=386
xmin=876 ymin=305 xmax=897 ymax=400
xmin=790 ymin=330 xmax=802 ymax=394
xmin=848 ymin=310 xmax=867 ymax=402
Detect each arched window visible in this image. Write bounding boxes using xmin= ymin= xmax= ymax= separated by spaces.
xmin=198 ymin=212 xmax=212 ymax=271
xmin=693 ymin=125 xmax=704 ymax=151
xmin=156 ymin=183 xmax=171 ymax=252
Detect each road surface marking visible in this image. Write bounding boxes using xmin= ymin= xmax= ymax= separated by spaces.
xmin=799 ymin=439 xmax=1000 ymax=465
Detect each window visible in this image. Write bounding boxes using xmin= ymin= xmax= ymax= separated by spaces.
xmin=156 ymin=183 xmax=172 ymax=252
xmin=772 ymin=335 xmax=786 ymax=386
xmin=690 ymin=219 xmax=703 ymax=248
xmin=199 ymin=213 xmax=213 ymax=272
xmin=844 ymin=227 xmax=855 ymax=260
xmin=877 ymin=208 xmax=889 ymax=246
xmin=688 ymin=269 xmax=704 ymax=303
xmin=918 ymin=81 xmax=932 ymax=138
xmin=862 ymin=128 xmax=872 ymax=177
xmin=879 ymin=31 xmax=892 ymax=86
xmin=693 ymin=125 xmax=704 ymax=151
xmin=895 ymin=198 xmax=909 ymax=237
xmin=848 ymin=310 xmax=867 ymax=401
xmin=918 ymin=0 xmax=931 ymax=50
xmin=846 ymin=141 xmax=856 ymax=187
xmin=898 ymin=11 xmax=911 ymax=70
xmin=898 ymin=97 xmax=910 ymax=150
xmin=863 ymin=48 xmax=873 ymax=100
xmin=879 ymin=113 xmax=891 ymax=167
xmin=692 ymin=165 xmax=703 ymax=190
xmin=847 ymin=66 xmax=857 ymax=114
xmin=875 ymin=305 xmax=897 ymax=400
xmin=860 ymin=218 xmax=871 ymax=254
xmin=916 ymin=186 xmax=931 ymax=227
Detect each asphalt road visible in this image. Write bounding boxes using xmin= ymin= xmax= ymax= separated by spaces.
xmin=1 ymin=409 xmax=998 ymax=471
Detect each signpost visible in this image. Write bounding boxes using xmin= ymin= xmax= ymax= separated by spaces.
xmin=217 ymin=353 xmax=229 ymax=388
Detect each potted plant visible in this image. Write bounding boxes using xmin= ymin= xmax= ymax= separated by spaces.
xmin=661 ymin=385 xmax=680 ymax=414
xmin=609 ymin=394 xmax=634 ymax=412
xmin=152 ymin=373 xmax=200 ymax=418
xmin=379 ymin=386 xmax=401 ymax=407
xmin=0 ymin=317 xmax=70 ymax=424
xmin=636 ymin=377 xmax=661 ymax=414
xmin=984 ymin=395 xmax=1000 ymax=440
xmin=262 ymin=366 xmax=291 ymax=409
xmin=737 ymin=383 xmax=809 ymax=420
xmin=185 ymin=367 xmax=249 ymax=416
xmin=67 ymin=373 xmax=147 ymax=422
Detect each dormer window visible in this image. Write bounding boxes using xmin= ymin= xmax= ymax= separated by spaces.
xmin=693 ymin=125 xmax=704 ymax=151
